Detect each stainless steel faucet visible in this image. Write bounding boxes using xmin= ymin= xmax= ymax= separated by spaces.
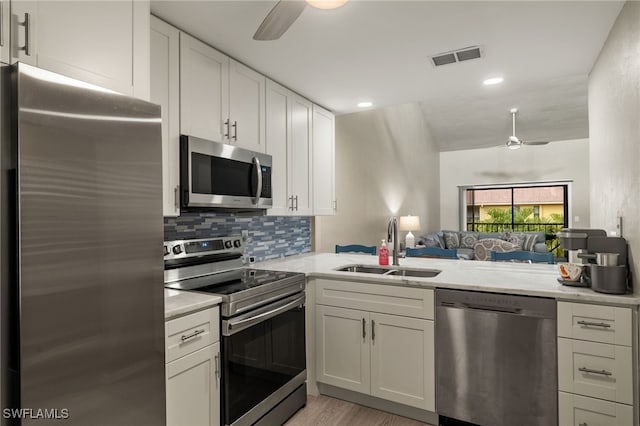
xmin=387 ymin=216 xmax=400 ymax=266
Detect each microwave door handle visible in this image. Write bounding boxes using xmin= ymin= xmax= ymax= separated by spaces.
xmin=253 ymin=157 xmax=262 ymax=205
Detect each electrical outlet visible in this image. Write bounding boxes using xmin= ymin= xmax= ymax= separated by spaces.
xmin=248 ymin=256 xmax=256 ymax=264
xmin=241 ymin=230 xmax=249 ymax=241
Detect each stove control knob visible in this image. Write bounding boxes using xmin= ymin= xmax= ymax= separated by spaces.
xmin=225 ymin=240 xmax=232 ymax=249
xmin=172 ymin=245 xmax=183 ymax=255
xmin=233 ymin=240 xmax=242 ymax=248
xmin=164 ymin=245 xmax=169 ymax=256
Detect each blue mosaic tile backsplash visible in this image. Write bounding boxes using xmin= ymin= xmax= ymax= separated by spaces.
xmin=164 ymin=212 xmax=311 ymax=262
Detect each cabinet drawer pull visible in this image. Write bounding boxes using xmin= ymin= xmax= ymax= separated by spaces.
xmin=577 ymin=320 xmax=611 ymax=328
xmin=578 ymin=367 xmax=612 ymax=376
xmin=180 ymin=329 xmax=205 ymax=342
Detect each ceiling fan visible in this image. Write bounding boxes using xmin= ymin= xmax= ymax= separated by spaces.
xmin=505 ymin=108 xmax=550 ymax=150
xmin=253 ymin=0 xmax=348 ymax=41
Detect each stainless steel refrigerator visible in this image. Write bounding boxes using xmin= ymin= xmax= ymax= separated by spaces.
xmin=0 ymin=63 xmax=165 ymax=425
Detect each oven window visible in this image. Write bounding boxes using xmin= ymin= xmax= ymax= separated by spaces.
xmin=191 ymin=153 xmax=254 ymax=196
xmin=223 ymin=307 xmax=305 ymax=425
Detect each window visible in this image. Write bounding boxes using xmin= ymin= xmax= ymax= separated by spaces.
xmin=464 ymin=184 xmax=568 ymax=234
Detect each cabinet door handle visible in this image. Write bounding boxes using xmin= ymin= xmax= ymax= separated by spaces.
xmin=20 ymin=12 xmax=31 ymax=56
xmin=578 ymin=367 xmax=612 ymax=376
xmin=223 ymin=119 xmax=229 ymax=139
xmin=362 ymin=318 xmax=366 ymax=340
xmin=232 ymin=121 xmax=238 ymax=140
xmin=180 ymin=329 xmax=205 ymax=342
xmin=215 ymin=353 xmax=220 ymax=381
xmin=0 ymin=1 xmax=4 ymax=47
xmin=371 ymin=320 xmax=376 ymax=342
xmin=295 ymin=195 xmax=299 ymax=211
xmin=288 ymin=196 xmax=294 ymax=211
xmin=174 ymin=185 xmax=180 ymax=210
xmin=577 ymin=320 xmax=611 ymax=328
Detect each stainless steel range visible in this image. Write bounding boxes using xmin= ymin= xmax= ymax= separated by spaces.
xmin=164 ymin=236 xmax=307 ymax=426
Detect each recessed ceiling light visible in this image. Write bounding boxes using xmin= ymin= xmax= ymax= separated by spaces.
xmin=483 ymin=77 xmax=504 ymax=86
xmin=357 ymin=101 xmax=373 ymax=108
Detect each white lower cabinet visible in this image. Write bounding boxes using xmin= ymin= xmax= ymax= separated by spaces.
xmin=165 ymin=307 xmax=220 ymax=426
xmin=167 ymin=342 xmax=220 ymax=426
xmin=559 ymin=392 xmax=633 ymax=426
xmin=315 ymin=287 xmax=435 ymax=412
xmin=556 ymin=302 xmax=635 ymax=426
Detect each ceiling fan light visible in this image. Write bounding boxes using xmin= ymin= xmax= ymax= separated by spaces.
xmin=306 ymin=0 xmax=348 ymax=10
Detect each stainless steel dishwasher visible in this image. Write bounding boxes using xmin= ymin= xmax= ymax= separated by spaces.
xmin=436 ymin=289 xmax=557 ymax=426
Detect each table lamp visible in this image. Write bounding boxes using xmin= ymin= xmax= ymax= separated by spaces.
xmin=399 ymin=215 xmax=421 ymax=249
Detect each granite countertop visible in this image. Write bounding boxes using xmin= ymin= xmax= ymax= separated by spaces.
xmin=253 ymin=253 xmax=640 ymax=306
xmin=164 ymin=289 xmax=222 ymax=320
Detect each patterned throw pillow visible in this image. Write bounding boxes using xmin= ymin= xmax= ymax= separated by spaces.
xmin=459 ymin=232 xmax=479 ymax=249
xmin=472 ymin=238 xmax=519 ymax=261
xmin=443 ymin=231 xmax=460 ymax=249
xmin=507 ymin=232 xmax=526 ymax=249
xmin=522 ymin=233 xmax=539 ymax=252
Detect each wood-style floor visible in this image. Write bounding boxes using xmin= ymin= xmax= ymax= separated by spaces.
xmin=284 ymin=395 xmax=435 ymax=426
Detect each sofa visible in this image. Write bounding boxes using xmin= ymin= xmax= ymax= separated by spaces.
xmin=417 ymin=230 xmax=548 ymax=261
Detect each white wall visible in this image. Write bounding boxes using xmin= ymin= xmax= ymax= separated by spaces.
xmin=314 ymin=102 xmax=440 ymax=253
xmin=588 ymin=2 xmax=640 ymax=293
xmin=439 ymin=139 xmax=590 ymax=230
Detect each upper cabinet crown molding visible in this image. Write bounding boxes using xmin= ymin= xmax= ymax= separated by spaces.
xmin=10 ymin=0 xmax=150 ymax=99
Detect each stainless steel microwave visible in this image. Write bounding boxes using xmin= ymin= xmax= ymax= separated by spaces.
xmin=180 ymin=135 xmax=272 ymax=211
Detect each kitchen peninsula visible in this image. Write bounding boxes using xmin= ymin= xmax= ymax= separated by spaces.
xmin=254 ymin=253 xmax=640 ymax=425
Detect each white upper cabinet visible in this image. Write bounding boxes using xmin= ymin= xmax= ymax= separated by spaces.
xmin=312 ymin=105 xmax=336 ymax=215
xmin=228 ymin=59 xmax=265 ymax=153
xmin=150 ymin=16 xmax=180 ymax=217
xmin=265 ymin=80 xmax=291 ymax=216
xmin=11 ymin=0 xmax=150 ymax=99
xmin=180 ymin=34 xmax=265 ymax=153
xmin=266 ymin=80 xmax=313 ymax=216
xmin=289 ymin=95 xmax=313 ymax=215
xmin=179 ymin=32 xmax=229 ymax=143
xmin=0 ymin=1 xmax=9 ymax=64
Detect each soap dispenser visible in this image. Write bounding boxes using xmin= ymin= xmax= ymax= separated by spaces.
xmin=379 ymin=239 xmax=389 ymax=266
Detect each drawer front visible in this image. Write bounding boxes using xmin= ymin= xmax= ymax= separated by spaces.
xmin=558 ymin=338 xmax=632 ymax=405
xmin=315 ymin=279 xmax=434 ymax=319
xmin=558 ymin=302 xmax=632 ymax=346
xmin=559 ymin=392 xmax=633 ymax=426
xmin=166 ymin=306 xmax=219 ymax=362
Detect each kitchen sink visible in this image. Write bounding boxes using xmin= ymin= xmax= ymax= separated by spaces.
xmin=337 ymin=265 xmax=391 ymax=274
xmin=335 ymin=264 xmax=441 ymax=278
xmin=385 ymin=269 xmax=441 ymax=278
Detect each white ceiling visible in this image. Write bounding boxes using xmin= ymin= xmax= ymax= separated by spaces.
xmin=151 ymin=0 xmax=623 ymax=151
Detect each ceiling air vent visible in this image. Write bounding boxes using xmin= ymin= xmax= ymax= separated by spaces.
xmin=430 ymin=46 xmax=483 ymax=67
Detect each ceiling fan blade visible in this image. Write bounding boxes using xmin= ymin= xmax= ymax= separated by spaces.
xmin=253 ymin=1 xmax=307 ymax=41
xmin=522 ymin=140 xmax=550 ymax=146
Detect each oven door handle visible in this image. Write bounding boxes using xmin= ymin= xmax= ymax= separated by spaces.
xmin=223 ymin=293 xmax=304 ymax=336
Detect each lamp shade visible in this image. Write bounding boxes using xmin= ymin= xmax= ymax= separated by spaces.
xmin=399 ymin=215 xmax=421 ymax=232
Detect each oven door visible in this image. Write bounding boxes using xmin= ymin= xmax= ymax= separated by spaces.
xmin=221 ymin=292 xmax=306 ymax=426
xmin=180 ymin=135 xmax=272 ymax=210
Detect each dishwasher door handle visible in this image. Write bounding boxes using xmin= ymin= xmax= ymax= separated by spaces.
xmin=464 ymin=303 xmax=522 ymax=314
